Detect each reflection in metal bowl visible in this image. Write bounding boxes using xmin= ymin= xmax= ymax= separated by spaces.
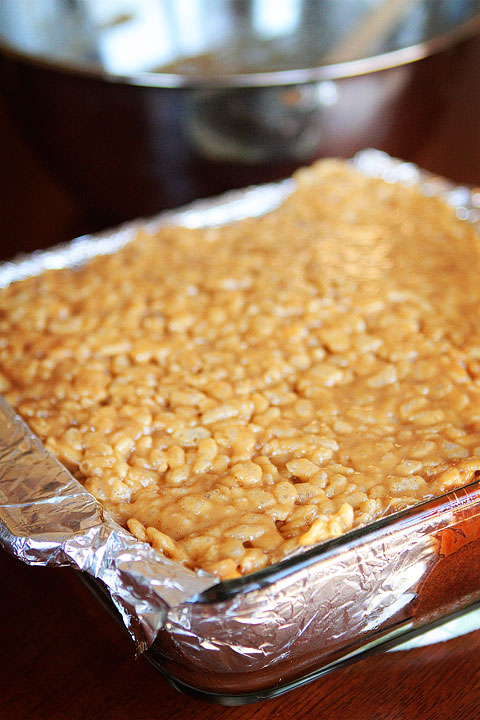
xmin=0 ymin=0 xmax=479 ymax=227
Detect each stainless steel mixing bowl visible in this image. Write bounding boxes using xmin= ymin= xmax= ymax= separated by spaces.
xmin=0 ymin=0 xmax=479 ymax=225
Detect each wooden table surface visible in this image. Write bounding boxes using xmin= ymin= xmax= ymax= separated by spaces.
xmin=1 ymin=550 xmax=479 ymax=720
xmin=1 ymin=39 xmax=480 ymax=719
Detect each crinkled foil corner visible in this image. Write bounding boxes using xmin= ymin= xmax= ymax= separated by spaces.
xmin=0 ymin=150 xmax=479 ymax=656
xmin=0 ymin=396 xmax=214 ymax=649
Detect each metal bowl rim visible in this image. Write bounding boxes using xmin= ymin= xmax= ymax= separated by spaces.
xmin=0 ymin=13 xmax=479 ymax=88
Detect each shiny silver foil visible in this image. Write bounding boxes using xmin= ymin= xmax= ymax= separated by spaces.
xmin=1 ymin=150 xmax=479 ymax=679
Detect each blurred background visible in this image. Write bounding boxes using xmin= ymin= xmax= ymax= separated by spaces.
xmin=0 ymin=0 xmax=479 ymax=259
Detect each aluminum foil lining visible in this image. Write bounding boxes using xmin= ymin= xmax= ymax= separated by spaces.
xmin=164 ymin=517 xmax=434 ymax=674
xmin=0 ymin=149 xmax=479 ymax=655
xmin=157 ymin=480 xmax=480 ymax=686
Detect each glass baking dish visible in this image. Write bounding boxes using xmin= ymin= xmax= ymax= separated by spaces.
xmin=83 ymin=478 xmax=480 ymax=704
xmin=1 ymin=150 xmax=480 ymax=705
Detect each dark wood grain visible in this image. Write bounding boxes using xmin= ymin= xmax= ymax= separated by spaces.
xmin=0 ymin=550 xmax=479 ymax=720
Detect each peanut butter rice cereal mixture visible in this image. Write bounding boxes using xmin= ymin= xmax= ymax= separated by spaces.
xmin=2 ymin=160 xmax=480 ymax=579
